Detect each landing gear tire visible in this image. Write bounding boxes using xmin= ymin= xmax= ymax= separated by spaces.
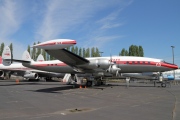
xmin=161 ymin=83 xmax=166 ymax=87
xmin=46 ymin=77 xmax=52 ymax=81
xmin=86 ymin=81 xmax=92 ymax=87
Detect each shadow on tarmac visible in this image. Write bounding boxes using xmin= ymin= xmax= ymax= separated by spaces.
xmin=30 ymin=86 xmax=78 ymax=93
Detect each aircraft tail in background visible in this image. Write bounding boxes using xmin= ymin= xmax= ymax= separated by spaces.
xmin=2 ymin=46 xmax=12 ymax=66
xmin=36 ymin=54 xmax=45 ymax=62
xmin=2 ymin=46 xmax=31 ymax=66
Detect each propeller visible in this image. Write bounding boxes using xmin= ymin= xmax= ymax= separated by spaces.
xmin=107 ymin=50 xmax=121 ymax=77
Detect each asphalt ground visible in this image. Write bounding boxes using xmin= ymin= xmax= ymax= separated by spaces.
xmin=0 ymin=80 xmax=179 ymax=120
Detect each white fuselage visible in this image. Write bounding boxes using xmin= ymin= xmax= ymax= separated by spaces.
xmin=0 ymin=63 xmax=64 ymax=78
xmin=22 ymin=56 xmax=178 ymax=74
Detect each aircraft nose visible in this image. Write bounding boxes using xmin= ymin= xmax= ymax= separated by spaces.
xmin=174 ymin=64 xmax=179 ymax=69
xmin=169 ymin=64 xmax=178 ymax=69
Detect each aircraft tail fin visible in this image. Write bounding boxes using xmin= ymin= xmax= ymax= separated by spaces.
xmin=2 ymin=46 xmax=12 ymax=66
xmin=36 ymin=54 xmax=45 ymax=62
xmin=21 ymin=50 xmax=33 ymax=63
xmin=2 ymin=46 xmax=31 ymax=65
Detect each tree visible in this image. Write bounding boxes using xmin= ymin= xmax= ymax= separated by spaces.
xmin=32 ymin=42 xmax=36 ymax=60
xmin=27 ymin=45 xmax=31 ymax=55
xmin=129 ymin=45 xmax=136 ymax=56
xmin=66 ymin=47 xmax=70 ymax=51
xmin=125 ymin=50 xmax=129 ymax=56
xmin=95 ymin=47 xmax=100 ymax=57
xmin=135 ymin=45 xmax=139 ymax=56
xmin=0 ymin=42 xmax=5 ymax=56
xmin=79 ymin=48 xmax=82 ymax=57
xmin=71 ymin=46 xmax=75 ymax=53
xmin=85 ymin=48 xmax=90 ymax=57
xmin=50 ymin=55 xmax=55 ymax=60
xmin=9 ymin=43 xmax=13 ymax=54
xmin=75 ymin=46 xmax=78 ymax=55
xmin=36 ymin=41 xmax=41 ymax=60
xmin=139 ymin=46 xmax=144 ymax=57
xmin=129 ymin=45 xmax=133 ymax=56
xmin=119 ymin=48 xmax=125 ymax=56
xmin=91 ymin=47 xmax=95 ymax=57
xmin=42 ymin=49 xmax=46 ymax=61
xmin=83 ymin=48 xmax=85 ymax=57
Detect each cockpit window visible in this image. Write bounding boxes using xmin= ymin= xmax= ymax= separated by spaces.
xmin=162 ymin=60 xmax=175 ymax=65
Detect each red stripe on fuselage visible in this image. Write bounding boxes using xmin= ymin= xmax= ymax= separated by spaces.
xmin=114 ymin=60 xmax=178 ymax=69
xmin=33 ymin=63 xmax=67 ymax=67
xmin=161 ymin=63 xmax=178 ymax=69
xmin=38 ymin=40 xmax=76 ymax=46
xmin=62 ymin=41 xmax=76 ymax=44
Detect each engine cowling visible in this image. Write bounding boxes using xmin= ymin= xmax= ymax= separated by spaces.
xmin=88 ymin=59 xmax=110 ymax=69
xmin=24 ymin=73 xmax=39 ymax=79
xmin=106 ymin=64 xmax=121 ymax=75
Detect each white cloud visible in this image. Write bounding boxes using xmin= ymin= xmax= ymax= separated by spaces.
xmin=0 ymin=0 xmax=133 ymax=59
xmin=0 ymin=1 xmax=28 ymax=40
xmin=35 ymin=0 xmax=132 ymax=42
xmin=0 ymin=0 xmax=29 ymax=58
xmin=96 ymin=8 xmax=125 ymax=30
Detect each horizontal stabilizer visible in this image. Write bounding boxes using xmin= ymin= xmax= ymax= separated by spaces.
xmin=33 ymin=39 xmax=76 ymax=50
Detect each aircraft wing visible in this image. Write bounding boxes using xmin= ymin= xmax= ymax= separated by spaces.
xmin=45 ymin=49 xmax=89 ymax=66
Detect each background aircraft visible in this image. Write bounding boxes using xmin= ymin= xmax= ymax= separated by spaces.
xmin=0 ymin=54 xmax=64 ymax=80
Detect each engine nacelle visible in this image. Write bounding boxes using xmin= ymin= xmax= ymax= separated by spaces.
xmin=88 ymin=59 xmax=110 ymax=69
xmin=24 ymin=73 xmax=39 ymax=79
xmin=106 ymin=64 xmax=120 ymax=75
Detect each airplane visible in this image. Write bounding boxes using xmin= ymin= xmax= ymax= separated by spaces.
xmin=0 ymin=54 xmax=64 ymax=81
xmin=2 ymin=39 xmax=178 ymax=86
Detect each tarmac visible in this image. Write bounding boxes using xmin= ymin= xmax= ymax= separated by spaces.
xmin=0 ymin=80 xmax=179 ymax=120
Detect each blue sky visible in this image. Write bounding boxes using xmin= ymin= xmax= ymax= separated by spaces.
xmin=0 ymin=0 xmax=180 ymax=66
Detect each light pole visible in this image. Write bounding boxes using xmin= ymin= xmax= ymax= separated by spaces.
xmin=99 ymin=52 xmax=104 ymax=57
xmin=171 ymin=46 xmax=175 ymax=64
xmin=171 ymin=46 xmax=175 ymax=80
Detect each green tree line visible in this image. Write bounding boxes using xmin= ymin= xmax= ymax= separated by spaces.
xmin=119 ymin=45 xmax=144 ymax=57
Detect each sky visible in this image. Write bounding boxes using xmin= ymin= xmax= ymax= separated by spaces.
xmin=0 ymin=0 xmax=180 ymax=66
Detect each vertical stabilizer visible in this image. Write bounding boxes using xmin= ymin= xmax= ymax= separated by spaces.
xmin=2 ymin=46 xmax=12 ymax=66
xmin=22 ymin=51 xmax=32 ymax=62
xmin=36 ymin=54 xmax=45 ymax=62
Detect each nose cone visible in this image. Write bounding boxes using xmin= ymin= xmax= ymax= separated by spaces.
xmin=165 ymin=63 xmax=178 ymax=69
xmin=173 ymin=64 xmax=179 ymax=69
